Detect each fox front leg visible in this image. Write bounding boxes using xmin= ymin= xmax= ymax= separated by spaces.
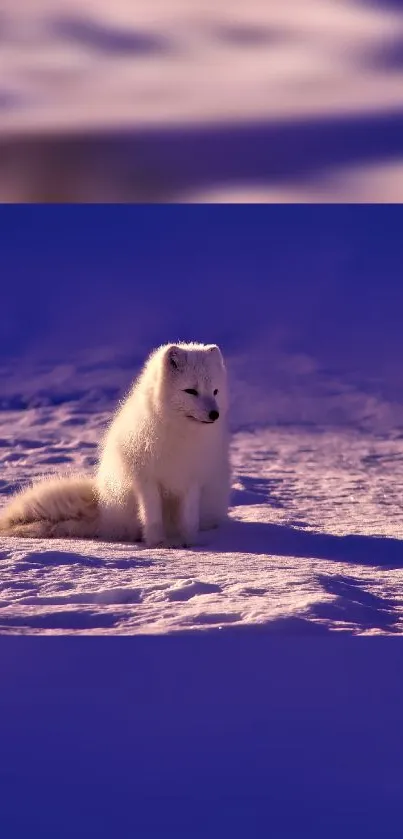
xmin=172 ymin=484 xmax=200 ymax=548
xmin=137 ymin=481 xmax=167 ymax=548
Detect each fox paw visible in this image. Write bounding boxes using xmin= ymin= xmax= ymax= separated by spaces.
xmin=167 ymin=532 xmax=199 ymax=549
xmin=143 ymin=523 xmax=168 ymax=549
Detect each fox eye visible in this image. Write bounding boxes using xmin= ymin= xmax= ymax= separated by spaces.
xmin=213 ymin=389 xmax=218 ymax=395
xmin=184 ymin=388 xmax=198 ymax=396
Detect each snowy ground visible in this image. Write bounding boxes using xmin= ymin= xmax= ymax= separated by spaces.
xmin=1 ymin=388 xmax=403 ymax=635
xmin=1 ymin=0 xmax=403 ymax=200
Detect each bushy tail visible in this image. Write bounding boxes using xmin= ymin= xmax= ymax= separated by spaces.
xmin=0 ymin=475 xmax=99 ymax=538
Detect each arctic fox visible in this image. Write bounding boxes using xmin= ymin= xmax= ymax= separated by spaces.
xmin=0 ymin=343 xmax=230 ymax=547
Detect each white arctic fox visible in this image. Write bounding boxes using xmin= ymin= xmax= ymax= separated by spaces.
xmin=0 ymin=342 xmax=230 ymax=547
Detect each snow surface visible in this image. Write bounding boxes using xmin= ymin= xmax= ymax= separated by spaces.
xmin=1 ymin=1 xmax=403 ymax=201
xmin=1 ymin=408 xmax=403 ymax=635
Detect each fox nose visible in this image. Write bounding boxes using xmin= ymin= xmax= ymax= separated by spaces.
xmin=209 ymin=410 xmax=219 ymax=422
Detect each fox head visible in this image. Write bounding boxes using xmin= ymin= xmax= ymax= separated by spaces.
xmin=155 ymin=342 xmax=228 ymax=425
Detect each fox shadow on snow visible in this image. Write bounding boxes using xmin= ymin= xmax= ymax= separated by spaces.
xmin=219 ymin=517 xmax=403 ymax=569
xmin=224 ymin=482 xmax=403 ymax=569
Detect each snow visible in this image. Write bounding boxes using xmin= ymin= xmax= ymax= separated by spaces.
xmin=1 ymin=1 xmax=403 ymax=200
xmin=1 ymin=205 xmax=403 ymax=636
xmin=1 ymin=421 xmax=403 ymax=634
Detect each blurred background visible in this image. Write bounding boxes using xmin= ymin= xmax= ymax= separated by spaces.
xmin=2 ymin=205 xmax=403 ymax=432
xmin=1 ymin=0 xmax=403 ymax=202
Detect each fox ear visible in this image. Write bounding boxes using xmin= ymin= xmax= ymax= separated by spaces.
xmin=165 ymin=344 xmax=187 ymax=372
xmin=207 ymin=344 xmax=224 ymax=366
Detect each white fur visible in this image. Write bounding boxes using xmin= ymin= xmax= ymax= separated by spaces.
xmin=0 ymin=342 xmax=230 ymax=546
